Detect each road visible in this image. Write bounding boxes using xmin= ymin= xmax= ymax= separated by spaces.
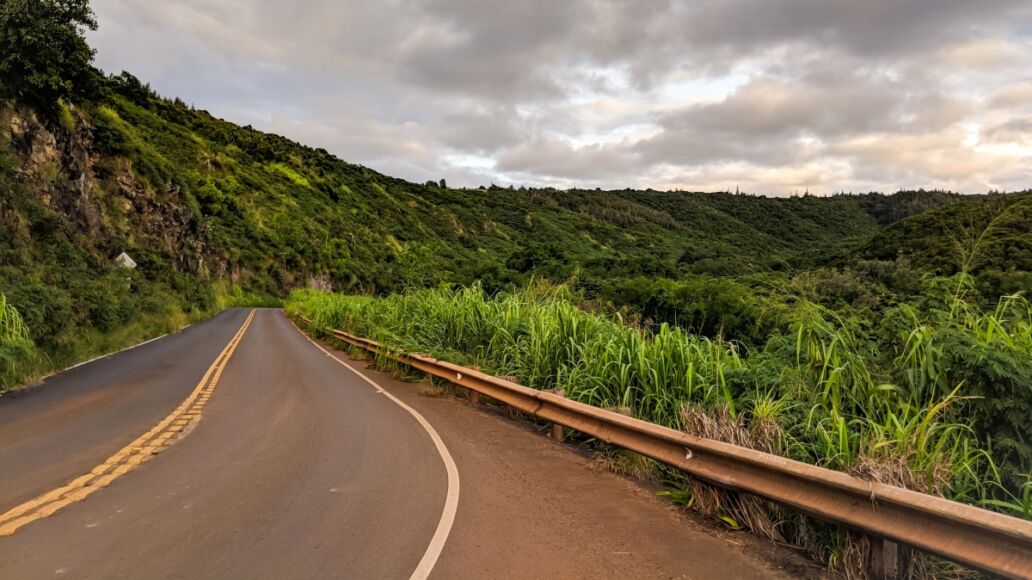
xmin=0 ymin=309 xmax=812 ymax=579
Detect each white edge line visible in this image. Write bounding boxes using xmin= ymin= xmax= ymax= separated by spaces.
xmin=37 ymin=323 xmax=193 ymax=383
xmin=288 ymin=317 xmax=460 ymax=580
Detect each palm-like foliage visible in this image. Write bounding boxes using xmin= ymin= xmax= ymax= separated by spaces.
xmin=288 ymin=278 xmax=1032 ymax=512
xmin=0 ymin=293 xmax=33 ymax=381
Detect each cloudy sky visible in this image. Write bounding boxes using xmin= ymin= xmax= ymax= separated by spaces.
xmin=88 ymin=0 xmax=1032 ymax=195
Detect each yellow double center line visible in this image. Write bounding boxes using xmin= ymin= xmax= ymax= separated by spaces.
xmin=0 ymin=309 xmax=256 ymax=537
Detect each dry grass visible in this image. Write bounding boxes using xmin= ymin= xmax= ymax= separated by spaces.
xmin=680 ymin=404 xmax=789 ymax=543
xmin=681 ymin=404 xmax=974 ymax=579
xmin=841 ymin=454 xmax=970 ymax=579
xmin=588 ymin=446 xmax=661 ymax=482
xmin=418 ymin=377 xmax=450 ymax=398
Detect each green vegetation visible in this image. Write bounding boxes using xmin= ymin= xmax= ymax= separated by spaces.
xmin=1 ymin=122 xmax=274 ymax=390
xmin=288 ymin=281 xmax=1031 ymax=501
xmin=0 ymin=0 xmax=100 ymax=106
xmin=0 ymin=293 xmax=32 ymax=372
xmin=0 ymin=280 xmax=275 ymax=391
xmin=70 ymin=79 xmax=975 ymax=295
xmin=856 ymin=193 xmax=1032 ymax=298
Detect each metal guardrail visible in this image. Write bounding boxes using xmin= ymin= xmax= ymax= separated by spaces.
xmin=299 ymin=316 xmax=1032 ymax=579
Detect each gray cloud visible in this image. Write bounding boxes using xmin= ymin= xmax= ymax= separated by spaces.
xmin=497 ymin=138 xmax=640 ymax=181
xmin=437 ymin=106 xmax=526 ymax=154
xmin=631 ymin=66 xmax=975 ymax=167
xmin=989 ymin=82 xmax=1032 ymax=110
xmin=88 ymin=0 xmax=1032 ymax=194
xmin=984 ymin=119 xmax=1032 ymax=145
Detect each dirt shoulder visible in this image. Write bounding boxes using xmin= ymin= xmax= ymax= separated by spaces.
xmin=325 ymin=338 xmax=827 ymax=580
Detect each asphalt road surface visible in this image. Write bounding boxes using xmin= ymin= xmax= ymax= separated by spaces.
xmin=0 ymin=309 xmax=813 ymax=579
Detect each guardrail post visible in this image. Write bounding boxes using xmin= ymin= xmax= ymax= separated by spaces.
xmin=869 ymin=536 xmax=899 ymax=580
xmin=469 ymin=390 xmax=480 ymax=404
xmin=549 ymin=389 xmax=566 ymax=442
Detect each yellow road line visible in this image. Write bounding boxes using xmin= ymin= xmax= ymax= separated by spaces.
xmin=0 ymin=309 xmax=256 ymax=537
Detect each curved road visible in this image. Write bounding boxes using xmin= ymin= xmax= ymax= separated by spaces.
xmin=0 ymin=309 xmax=807 ymax=579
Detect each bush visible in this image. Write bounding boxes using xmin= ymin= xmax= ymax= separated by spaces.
xmin=4 ymin=281 xmax=75 ymax=345
xmin=56 ymin=99 xmax=76 ymax=132
xmin=599 ymin=276 xmax=783 ymax=345
xmin=0 ymin=293 xmax=33 ymax=370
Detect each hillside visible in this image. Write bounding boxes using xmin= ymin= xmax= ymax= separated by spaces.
xmin=3 ymin=77 xmax=967 ymax=295
xmin=853 ymin=192 xmax=1032 ymax=296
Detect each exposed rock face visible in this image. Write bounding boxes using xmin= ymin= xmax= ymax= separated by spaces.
xmin=308 ymin=273 xmax=334 ymax=291
xmin=3 ymin=103 xmax=103 ymax=237
xmin=1 ymin=102 xmax=217 ymax=276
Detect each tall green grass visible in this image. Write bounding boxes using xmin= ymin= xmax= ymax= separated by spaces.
xmin=0 ymin=293 xmax=33 ymax=369
xmin=0 ymin=291 xmax=32 ymax=355
xmin=288 ymin=280 xmax=1030 ymax=500
xmin=0 ymin=283 xmax=275 ymax=394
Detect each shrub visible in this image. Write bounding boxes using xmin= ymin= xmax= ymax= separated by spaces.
xmin=0 ymin=293 xmax=33 ymax=367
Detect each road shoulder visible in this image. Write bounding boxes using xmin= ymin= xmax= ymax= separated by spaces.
xmin=311 ymin=334 xmax=825 ymax=580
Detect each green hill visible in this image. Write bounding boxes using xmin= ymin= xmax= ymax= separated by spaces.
xmin=4 ymin=76 xmax=971 ymax=298
xmin=853 ymin=192 xmax=1032 ymax=296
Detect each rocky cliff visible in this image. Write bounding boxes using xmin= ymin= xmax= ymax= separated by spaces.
xmin=2 ymin=102 xmax=211 ymax=276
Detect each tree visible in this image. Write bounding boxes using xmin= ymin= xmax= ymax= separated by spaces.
xmin=108 ymin=71 xmax=155 ymax=105
xmin=505 ymin=242 xmax=565 ymax=275
xmin=0 ymin=0 xmax=98 ymax=105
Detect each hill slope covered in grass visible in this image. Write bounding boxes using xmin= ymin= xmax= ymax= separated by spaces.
xmin=854 ymin=191 xmax=1032 ymax=296
xmin=4 ymin=75 xmax=974 ymax=297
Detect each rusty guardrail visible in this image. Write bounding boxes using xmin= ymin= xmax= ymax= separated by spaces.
xmin=298 ymin=316 xmax=1032 ymax=579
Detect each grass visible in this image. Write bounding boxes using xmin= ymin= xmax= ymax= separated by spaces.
xmin=265 ymin=161 xmax=311 ymax=187
xmin=287 ymin=282 xmax=1004 ymax=493
xmin=287 ymin=279 xmax=1032 ymax=577
xmin=981 ymin=477 xmax=1032 ymax=519
xmin=0 ymin=293 xmax=33 ymax=378
xmin=56 ymin=99 xmax=76 ymax=132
